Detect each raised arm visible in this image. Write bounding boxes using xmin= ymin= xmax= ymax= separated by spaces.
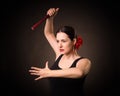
xmin=44 ymin=8 xmax=60 ymax=57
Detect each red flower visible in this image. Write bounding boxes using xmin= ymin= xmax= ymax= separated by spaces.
xmin=75 ymin=36 xmax=83 ymax=49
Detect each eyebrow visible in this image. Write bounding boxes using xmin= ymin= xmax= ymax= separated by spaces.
xmin=56 ymin=38 xmax=68 ymax=41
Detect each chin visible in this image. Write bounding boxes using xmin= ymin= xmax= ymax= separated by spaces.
xmin=60 ymin=51 xmax=65 ymax=54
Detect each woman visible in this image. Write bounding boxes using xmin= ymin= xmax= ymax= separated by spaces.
xmin=29 ymin=8 xmax=91 ymax=96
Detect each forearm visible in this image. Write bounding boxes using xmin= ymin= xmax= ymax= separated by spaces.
xmin=44 ymin=8 xmax=59 ymax=36
xmin=48 ymin=68 xmax=83 ymax=79
xmin=44 ymin=18 xmax=54 ymax=36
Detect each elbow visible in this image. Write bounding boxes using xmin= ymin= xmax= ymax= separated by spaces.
xmin=70 ymin=69 xmax=84 ymax=79
xmin=76 ymin=71 xmax=84 ymax=78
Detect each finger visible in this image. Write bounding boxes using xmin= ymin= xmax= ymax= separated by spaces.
xmin=30 ymin=72 xmax=40 ymax=76
xmin=35 ymin=76 xmax=42 ymax=80
xmin=45 ymin=61 xmax=49 ymax=69
xmin=29 ymin=70 xmax=39 ymax=73
xmin=31 ymin=67 xmax=41 ymax=71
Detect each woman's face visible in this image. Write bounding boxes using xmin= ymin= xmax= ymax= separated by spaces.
xmin=56 ymin=32 xmax=75 ymax=54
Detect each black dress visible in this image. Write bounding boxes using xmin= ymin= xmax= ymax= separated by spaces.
xmin=48 ymin=54 xmax=87 ymax=96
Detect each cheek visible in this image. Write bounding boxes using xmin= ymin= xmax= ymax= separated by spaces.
xmin=64 ymin=43 xmax=73 ymax=50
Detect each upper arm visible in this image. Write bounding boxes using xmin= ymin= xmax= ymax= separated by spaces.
xmin=76 ymin=58 xmax=91 ymax=76
xmin=45 ymin=33 xmax=60 ymax=57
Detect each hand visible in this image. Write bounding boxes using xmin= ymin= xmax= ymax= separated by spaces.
xmin=47 ymin=8 xmax=59 ymax=17
xmin=29 ymin=61 xmax=50 ymax=80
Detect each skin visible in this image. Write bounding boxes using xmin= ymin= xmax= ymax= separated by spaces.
xmin=29 ymin=8 xmax=91 ymax=80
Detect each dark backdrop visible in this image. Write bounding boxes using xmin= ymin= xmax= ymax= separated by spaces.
xmin=1 ymin=1 xmax=119 ymax=96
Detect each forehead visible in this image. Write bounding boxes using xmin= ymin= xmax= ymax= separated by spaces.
xmin=56 ymin=32 xmax=69 ymax=39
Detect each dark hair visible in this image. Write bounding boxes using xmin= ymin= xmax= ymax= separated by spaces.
xmin=56 ymin=26 xmax=76 ymax=41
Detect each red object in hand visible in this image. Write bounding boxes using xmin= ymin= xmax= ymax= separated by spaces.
xmin=31 ymin=15 xmax=49 ymax=30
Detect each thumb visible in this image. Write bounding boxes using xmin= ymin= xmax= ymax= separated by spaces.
xmin=45 ymin=61 xmax=49 ymax=69
xmin=56 ymin=8 xmax=59 ymax=12
xmin=54 ymin=8 xmax=59 ymax=16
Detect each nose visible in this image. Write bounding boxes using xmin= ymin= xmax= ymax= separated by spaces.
xmin=58 ymin=42 xmax=62 ymax=48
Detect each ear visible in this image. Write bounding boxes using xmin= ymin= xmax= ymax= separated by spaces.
xmin=73 ymin=38 xmax=77 ymax=45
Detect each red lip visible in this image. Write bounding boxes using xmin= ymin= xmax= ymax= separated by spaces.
xmin=60 ymin=49 xmax=64 ymax=52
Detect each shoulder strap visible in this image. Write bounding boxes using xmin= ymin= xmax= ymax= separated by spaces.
xmin=71 ymin=57 xmax=85 ymax=67
xmin=50 ymin=54 xmax=63 ymax=70
xmin=55 ymin=54 xmax=63 ymax=62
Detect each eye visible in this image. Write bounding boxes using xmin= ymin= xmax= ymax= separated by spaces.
xmin=56 ymin=40 xmax=59 ymax=43
xmin=61 ymin=40 xmax=66 ymax=42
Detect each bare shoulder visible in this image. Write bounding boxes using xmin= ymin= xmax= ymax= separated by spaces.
xmin=79 ymin=58 xmax=91 ymax=66
xmin=76 ymin=57 xmax=91 ymax=74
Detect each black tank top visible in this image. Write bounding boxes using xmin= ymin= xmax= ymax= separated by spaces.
xmin=49 ymin=54 xmax=86 ymax=96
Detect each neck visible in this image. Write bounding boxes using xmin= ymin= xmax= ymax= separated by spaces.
xmin=64 ymin=50 xmax=79 ymax=59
